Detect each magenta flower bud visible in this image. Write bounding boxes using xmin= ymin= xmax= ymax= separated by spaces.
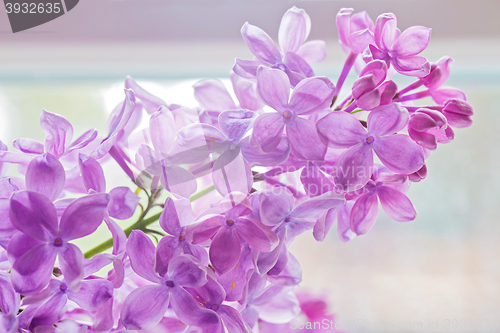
xmin=421 ymin=56 xmax=453 ymax=89
xmin=352 ymin=60 xmax=398 ymax=110
xmin=408 ymin=108 xmax=453 ymax=150
xmin=442 ymin=98 xmax=474 ymax=128
xmin=408 ymin=164 xmax=428 ymax=182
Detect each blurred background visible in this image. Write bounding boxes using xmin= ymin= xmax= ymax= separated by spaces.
xmin=1 ymin=1 xmax=499 ymax=332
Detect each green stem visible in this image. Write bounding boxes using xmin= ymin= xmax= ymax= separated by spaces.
xmin=84 ymin=185 xmax=216 ymax=258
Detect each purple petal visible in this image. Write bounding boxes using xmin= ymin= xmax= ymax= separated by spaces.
xmin=257 ymin=68 xmax=290 ymax=112
xmin=241 ymin=22 xmax=281 ymax=65
xmin=337 ymin=202 xmax=356 ymax=242
xmin=78 ymin=154 xmax=106 ymax=193
xmin=183 ymin=243 xmax=209 ymax=266
xmin=120 ymin=285 xmax=170 ymax=330
xmin=286 ymin=117 xmax=327 ymax=162
xmin=251 ymin=113 xmax=285 ymax=153
xmin=193 ymin=79 xmax=237 ymax=111
xmin=40 ymin=109 xmax=74 ymax=158
xmin=210 ymin=227 xmax=241 ymax=275
xmin=240 ymin=136 xmax=291 ymax=167
xmin=170 ymin=286 xmax=219 ymax=326
xmin=291 ymin=193 xmax=345 ymax=219
xmin=278 ymin=6 xmax=311 ymax=54
xmin=68 ymin=279 xmax=113 ymax=311
xmin=259 ymin=189 xmax=294 ymax=226
xmin=379 ymin=80 xmax=398 ymax=105
xmin=374 ymin=13 xmax=397 ymax=50
xmin=11 ymin=244 xmax=57 ymax=294
xmin=373 ymin=134 xmax=425 ymax=174
xmin=218 ymin=110 xmax=257 ymax=143
xmin=7 ymin=232 xmax=42 ymax=266
xmin=235 ymin=218 xmax=278 ymax=252
xmin=193 ymin=275 xmax=225 ymax=305
xmin=25 ymin=153 xmax=65 ymax=201
xmin=255 ymin=227 xmax=286 ymax=276
xmin=442 ymin=98 xmax=473 ymax=128
xmin=150 ymin=106 xmax=176 ymax=159
xmin=392 ymin=56 xmax=430 ymax=77
xmin=378 ymin=186 xmax=416 ymax=222
xmin=267 ymin=252 xmax=302 ymax=287
xmin=155 ymin=236 xmax=181 ymax=278
xmin=289 ymin=77 xmax=335 ymax=115
xmin=10 ymin=191 xmax=58 ymax=242
xmin=313 ymin=208 xmax=337 ymax=242
xmin=64 ymin=128 xmax=98 ymax=155
xmin=126 ymin=230 xmax=162 ymax=283
xmin=333 ymin=144 xmax=373 ymax=192
xmin=108 ymin=187 xmax=139 ymax=220
xmin=107 ymin=89 xmax=136 ymax=138
xmin=13 ymin=138 xmax=44 ymax=154
xmin=349 ymin=28 xmax=375 ymax=54
xmin=213 ymin=150 xmax=253 ymax=196
xmin=58 ymin=243 xmax=84 ymax=291
xmin=253 ymin=287 xmax=300 ymax=324
xmin=350 ymin=192 xmax=379 ymax=235
xmin=392 ymin=26 xmax=431 ymax=57
xmin=0 ymin=177 xmax=18 ymax=198
xmin=160 ymin=197 xmax=192 ymax=236
xmin=282 ymin=52 xmax=314 ymax=79
xmin=92 ymin=297 xmax=114 ymax=332
xmin=125 ymin=76 xmax=167 ymax=115
xmin=104 ymin=217 xmax=127 ymax=255
xmin=160 ymin=164 xmax=197 ymax=198
xmin=28 ymin=292 xmax=67 ymax=330
xmin=367 ymin=103 xmax=408 ymax=137
xmin=300 ymin=164 xmax=335 ymax=197
xmin=231 ymin=74 xmax=264 ymax=111
xmin=296 ymin=40 xmax=326 ymax=64
xmin=233 ymin=58 xmax=261 ymax=79
xmin=83 ymin=253 xmax=115 ymax=277
xmin=0 ymin=272 xmax=20 ymax=315
xmin=189 ymin=216 xmax=224 ymax=244
xmin=0 ymin=199 xmax=17 ymax=238
xmin=336 ymin=8 xmax=354 ymax=47
xmin=316 ymin=111 xmax=367 ymax=148
xmin=59 ymin=193 xmax=110 ymax=240
xmin=430 ymin=87 xmax=466 ymax=105
xmin=217 ymin=246 xmax=253 ymax=302
xmin=219 ymin=305 xmax=251 ymax=333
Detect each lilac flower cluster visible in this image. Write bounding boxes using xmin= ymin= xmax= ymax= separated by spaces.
xmin=0 ymin=6 xmax=473 ymax=333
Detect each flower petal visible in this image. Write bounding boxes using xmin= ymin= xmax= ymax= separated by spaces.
xmin=10 ymin=191 xmax=58 ymax=242
xmin=40 ymin=109 xmax=74 ymax=158
xmin=367 ymin=103 xmax=408 ymax=137
xmin=155 ymin=236 xmax=181 ymax=278
xmin=189 ymin=216 xmax=224 ymax=244
xmin=160 ymin=164 xmax=197 ymax=198
xmin=170 ymin=286 xmax=219 ymax=326
xmin=125 ymin=76 xmax=167 ymax=115
xmin=233 ymin=58 xmax=261 ymax=79
xmin=296 ymin=40 xmax=326 ymax=64
xmin=210 ymin=227 xmax=241 ymax=275
xmin=108 ymin=187 xmax=139 ymax=220
xmin=126 ymin=230 xmax=162 ymax=283
xmin=149 ymin=106 xmax=176 ymax=159
xmin=259 ymin=189 xmax=294 ymax=226
xmin=194 ymin=79 xmax=237 ymax=111
xmin=316 ymin=111 xmax=367 ymax=148
xmin=25 ymin=153 xmax=65 ymax=201
xmin=0 ymin=271 xmax=20 ymax=315
xmin=257 ymin=68 xmax=290 ymax=112
xmin=240 ymin=136 xmax=290 ymax=167
xmin=392 ymin=56 xmax=430 ymax=77
xmin=59 ymin=193 xmax=110 ymax=241
xmin=235 ymin=218 xmax=278 ymax=252
xmin=392 ymin=26 xmax=431 ymax=57
xmin=219 ymin=305 xmax=251 ymax=333
xmin=78 ymin=154 xmax=106 ymax=193
xmin=212 ymin=149 xmax=253 ymax=196
xmin=373 ymin=134 xmax=425 ymax=174
xmin=13 ymin=138 xmax=44 ymax=154
xmin=278 ymin=6 xmax=311 ymax=54
xmin=241 ymin=22 xmax=281 ymax=65
xmin=336 ymin=8 xmax=354 ymax=47
xmin=251 ymin=113 xmax=285 ymax=153
xmin=120 ymin=285 xmax=170 ymax=330
xmin=11 ymin=244 xmax=57 ymax=294
xmin=219 ymin=110 xmax=257 ymax=143
xmin=333 ymin=144 xmax=373 ymax=192
xmin=58 ymin=243 xmax=84 ymax=291
xmin=378 ymin=186 xmax=416 ymax=222
xmin=160 ymin=197 xmax=192 ymax=236
xmin=289 ymin=77 xmax=335 ymax=115
xmin=28 ymin=292 xmax=67 ymax=331
xmin=68 ymin=279 xmax=113 ymax=311
xmin=286 ymin=117 xmax=327 ymax=162
xmin=350 ymin=192 xmax=379 ymax=235
xmin=217 ymin=246 xmax=253 ymax=302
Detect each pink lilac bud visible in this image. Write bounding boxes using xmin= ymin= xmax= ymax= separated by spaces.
xmin=408 ymin=108 xmax=454 ymax=150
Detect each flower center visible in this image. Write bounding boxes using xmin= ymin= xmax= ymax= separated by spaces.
xmin=210 ymin=304 xmax=219 ymax=311
xmin=59 ymin=283 xmax=68 ymax=293
xmin=284 ymin=216 xmax=291 ymax=223
xmin=165 ymin=280 xmax=174 ymax=288
xmin=229 ymin=143 xmax=237 ymax=151
xmin=283 ymin=111 xmax=292 ymax=119
xmin=273 ymin=63 xmax=287 ymax=72
xmin=226 ymin=219 xmax=234 ymax=227
xmin=179 ymin=233 xmax=185 ymax=241
xmin=366 ymin=136 xmax=375 ymax=144
xmin=54 ymin=238 xmax=63 ymax=247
